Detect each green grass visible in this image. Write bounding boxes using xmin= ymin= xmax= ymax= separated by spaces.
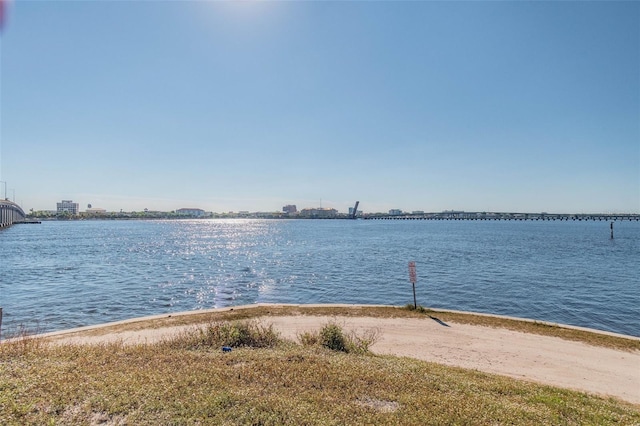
xmin=1 ymin=320 xmax=639 ymax=425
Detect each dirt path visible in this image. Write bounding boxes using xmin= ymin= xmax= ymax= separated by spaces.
xmin=45 ymin=313 xmax=640 ymax=405
xmin=268 ymin=316 xmax=640 ymax=405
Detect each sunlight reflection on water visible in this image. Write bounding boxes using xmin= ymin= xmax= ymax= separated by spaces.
xmin=0 ymin=219 xmax=638 ymax=336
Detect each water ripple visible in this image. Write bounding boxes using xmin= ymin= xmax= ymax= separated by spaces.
xmin=0 ymin=219 xmax=638 ymax=337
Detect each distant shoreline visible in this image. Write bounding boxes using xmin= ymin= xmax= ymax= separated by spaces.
xmin=23 ymin=212 xmax=640 ymax=223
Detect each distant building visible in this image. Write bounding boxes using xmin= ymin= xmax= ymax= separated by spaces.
xmin=300 ymin=207 xmax=338 ymax=218
xmin=389 ymin=209 xmax=403 ymax=216
xmin=282 ymin=205 xmax=297 ymax=214
xmin=57 ymin=200 xmax=79 ymax=215
xmin=176 ymin=208 xmax=206 ymax=217
xmin=412 ymin=211 xmax=424 ymax=215
xmin=85 ymin=207 xmax=106 ymax=215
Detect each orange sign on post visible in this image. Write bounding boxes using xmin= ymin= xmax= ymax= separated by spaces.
xmin=408 ymin=261 xmax=417 ymax=283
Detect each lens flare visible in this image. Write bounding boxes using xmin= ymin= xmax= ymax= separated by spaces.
xmin=0 ymin=0 xmax=10 ymax=31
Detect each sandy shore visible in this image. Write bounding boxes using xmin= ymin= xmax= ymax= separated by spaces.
xmin=41 ymin=305 xmax=640 ymax=405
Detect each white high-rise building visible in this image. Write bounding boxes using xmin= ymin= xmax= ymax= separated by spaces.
xmin=57 ymin=200 xmax=79 ymax=215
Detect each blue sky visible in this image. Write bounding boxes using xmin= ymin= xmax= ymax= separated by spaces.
xmin=1 ymin=1 xmax=638 ymax=214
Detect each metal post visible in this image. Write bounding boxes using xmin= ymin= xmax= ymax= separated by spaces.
xmin=408 ymin=261 xmax=418 ymax=309
xmin=412 ymin=283 xmax=417 ymax=309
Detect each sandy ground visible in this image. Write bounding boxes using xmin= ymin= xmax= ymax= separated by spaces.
xmin=43 ymin=311 xmax=640 ymax=405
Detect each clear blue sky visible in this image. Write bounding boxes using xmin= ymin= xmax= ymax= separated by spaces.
xmin=1 ymin=1 xmax=638 ymax=214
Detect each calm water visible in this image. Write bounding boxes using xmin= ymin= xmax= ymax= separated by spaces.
xmin=1 ymin=219 xmax=638 ymax=337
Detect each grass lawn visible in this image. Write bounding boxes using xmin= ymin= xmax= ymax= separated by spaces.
xmin=1 ymin=306 xmax=638 ymax=425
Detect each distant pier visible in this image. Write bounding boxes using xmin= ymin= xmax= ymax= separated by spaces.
xmin=364 ymin=212 xmax=640 ymax=221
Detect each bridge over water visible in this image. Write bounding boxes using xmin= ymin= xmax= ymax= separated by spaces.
xmin=364 ymin=212 xmax=640 ymax=221
xmin=0 ymin=200 xmax=26 ymax=228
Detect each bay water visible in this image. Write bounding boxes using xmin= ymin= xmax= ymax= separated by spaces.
xmin=1 ymin=219 xmax=638 ymax=337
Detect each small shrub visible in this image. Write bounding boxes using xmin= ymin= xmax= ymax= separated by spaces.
xmin=297 ymin=331 xmax=320 ymax=347
xmin=405 ymin=304 xmax=427 ymax=313
xmin=298 ymin=322 xmax=379 ymax=354
xmin=346 ymin=328 xmax=380 ymax=355
xmin=163 ymin=320 xmax=281 ymax=350
xmin=320 ymin=323 xmax=348 ymax=352
xmin=0 ymin=324 xmax=47 ymax=357
xmin=210 ymin=320 xmax=281 ymax=348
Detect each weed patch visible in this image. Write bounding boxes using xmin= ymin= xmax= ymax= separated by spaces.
xmin=404 ymin=304 xmax=427 ymax=313
xmin=160 ymin=320 xmax=282 ymax=350
xmin=299 ymin=322 xmax=379 ymax=354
